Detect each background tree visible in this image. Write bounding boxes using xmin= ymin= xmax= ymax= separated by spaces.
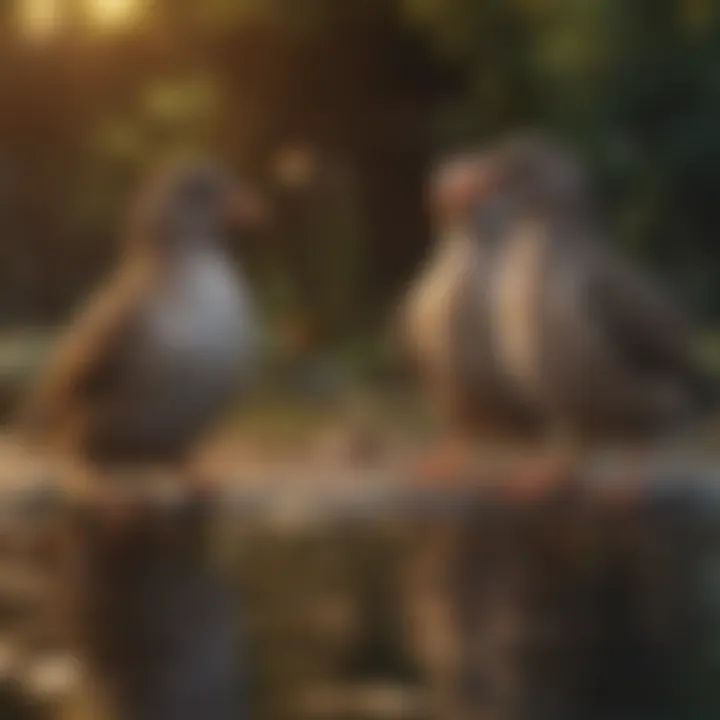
xmin=0 ymin=0 xmax=718 ymax=337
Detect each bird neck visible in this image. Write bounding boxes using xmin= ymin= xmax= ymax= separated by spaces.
xmin=127 ymin=230 xmax=224 ymax=267
xmin=126 ymin=242 xmax=220 ymax=277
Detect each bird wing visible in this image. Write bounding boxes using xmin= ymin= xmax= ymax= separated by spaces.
xmin=19 ymin=260 xmax=152 ymax=444
xmin=391 ymin=286 xmax=422 ymax=372
xmin=585 ymin=247 xmax=696 ymax=380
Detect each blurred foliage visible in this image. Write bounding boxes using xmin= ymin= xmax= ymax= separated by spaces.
xmin=0 ymin=0 xmax=719 ymax=337
xmin=401 ymin=0 xmax=720 ymax=311
xmin=73 ymin=73 xmax=223 ymax=238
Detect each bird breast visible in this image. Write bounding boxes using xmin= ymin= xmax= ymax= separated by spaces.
xmin=82 ymin=249 xmax=256 ymax=461
xmin=406 ymin=230 xmax=477 ymax=376
xmin=489 ymin=223 xmax=547 ymax=404
xmin=145 ymin=250 xmax=254 ymax=380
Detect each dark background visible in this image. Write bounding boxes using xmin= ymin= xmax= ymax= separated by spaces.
xmin=1 ymin=0 xmax=719 ymax=347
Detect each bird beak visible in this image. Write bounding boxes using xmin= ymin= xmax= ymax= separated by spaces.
xmin=433 ymin=155 xmax=495 ymax=226
xmin=224 ymin=186 xmax=269 ymax=231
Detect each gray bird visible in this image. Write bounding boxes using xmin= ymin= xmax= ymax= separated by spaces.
xmin=475 ymin=133 xmax=716 ymax=475
xmin=20 ymin=160 xmax=262 ymax=485
xmin=400 ymin=153 xmax=539 ymax=481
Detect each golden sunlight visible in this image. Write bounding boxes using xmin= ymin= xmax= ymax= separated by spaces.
xmin=20 ymin=0 xmax=63 ymax=37
xmin=85 ymin=0 xmax=139 ymax=28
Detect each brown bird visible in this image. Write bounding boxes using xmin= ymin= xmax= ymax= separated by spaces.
xmin=405 ymin=135 xmax=716 ymax=720
xmin=473 ymin=132 xmax=716 ymax=492
xmin=19 ymin=160 xmax=263 ymax=499
xmin=401 ymin=133 xmax=715 ymax=490
xmin=399 ymin=153 xmax=539 ymax=483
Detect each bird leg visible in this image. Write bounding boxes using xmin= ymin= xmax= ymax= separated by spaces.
xmin=184 ymin=454 xmax=226 ymax=499
xmin=61 ymin=463 xmax=148 ymax=537
xmin=65 ymin=463 xmax=210 ymax=537
xmin=410 ymin=433 xmax=477 ymax=488
xmin=507 ymin=434 xmax=582 ymax=503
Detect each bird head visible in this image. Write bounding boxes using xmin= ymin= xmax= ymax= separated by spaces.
xmin=429 ymin=153 xmax=490 ymax=234
xmin=477 ymin=132 xmax=590 ymax=227
xmin=127 ymin=160 xmax=267 ymax=255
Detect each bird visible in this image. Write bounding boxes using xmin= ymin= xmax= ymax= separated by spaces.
xmin=470 ymin=132 xmax=717 ymax=493
xmin=19 ymin=159 xmax=263 ymax=501
xmin=401 ymin=133 xmax=715 ymax=491
xmin=405 ymin=134 xmax=717 ymax=720
xmin=398 ymin=152 xmax=539 ymax=484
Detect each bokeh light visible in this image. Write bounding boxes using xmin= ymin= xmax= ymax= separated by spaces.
xmin=85 ymin=0 xmax=140 ymax=28
xmin=19 ymin=0 xmax=63 ymax=38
